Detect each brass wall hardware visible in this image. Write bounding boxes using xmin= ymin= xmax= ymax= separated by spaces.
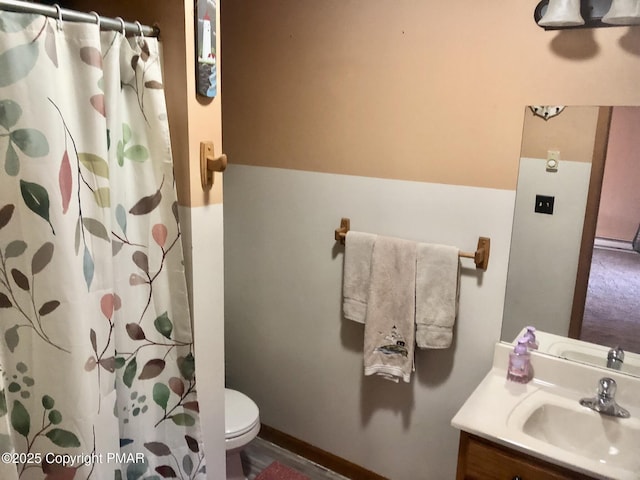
xmin=334 ymin=217 xmax=491 ymax=271
xmin=200 ymin=141 xmax=227 ymax=190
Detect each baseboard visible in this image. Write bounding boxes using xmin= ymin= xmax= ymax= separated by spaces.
xmin=594 ymin=237 xmax=633 ymax=251
xmin=258 ymin=424 xmax=388 ymax=480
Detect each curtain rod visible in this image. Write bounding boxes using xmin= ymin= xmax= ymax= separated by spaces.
xmin=0 ymin=0 xmax=159 ymax=37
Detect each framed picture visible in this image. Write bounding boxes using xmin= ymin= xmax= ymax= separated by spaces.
xmin=196 ymin=0 xmax=217 ymax=98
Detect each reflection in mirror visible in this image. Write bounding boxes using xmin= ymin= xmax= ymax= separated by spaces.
xmin=501 ymin=106 xmax=640 ymax=374
xmin=524 ymin=330 xmax=640 ymax=377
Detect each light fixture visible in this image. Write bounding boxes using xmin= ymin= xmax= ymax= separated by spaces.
xmin=537 ymin=0 xmax=585 ymax=27
xmin=530 ymin=106 xmax=566 ymax=120
xmin=535 ymin=0 xmax=640 ymax=28
xmin=602 ymin=0 xmax=640 ymax=24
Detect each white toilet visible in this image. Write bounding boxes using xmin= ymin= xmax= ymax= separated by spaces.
xmin=225 ymin=388 xmax=260 ymax=480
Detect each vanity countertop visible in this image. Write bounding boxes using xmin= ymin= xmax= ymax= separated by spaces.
xmin=452 ymin=342 xmax=640 ymax=480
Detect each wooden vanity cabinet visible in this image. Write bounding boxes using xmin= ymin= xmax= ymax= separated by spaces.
xmin=456 ymin=431 xmax=597 ymax=480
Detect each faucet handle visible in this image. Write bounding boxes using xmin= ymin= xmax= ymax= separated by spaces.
xmin=580 ymin=377 xmax=630 ymax=418
xmin=598 ymin=377 xmax=617 ymax=399
xmin=608 ymin=346 xmax=625 ymax=362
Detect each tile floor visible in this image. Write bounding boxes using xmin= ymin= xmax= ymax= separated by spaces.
xmin=241 ymin=437 xmax=350 ymax=480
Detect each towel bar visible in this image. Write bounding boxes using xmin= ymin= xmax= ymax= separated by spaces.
xmin=334 ymin=217 xmax=490 ymax=271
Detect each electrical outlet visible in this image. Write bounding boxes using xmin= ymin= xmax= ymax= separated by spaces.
xmin=535 ymin=195 xmax=554 ymax=215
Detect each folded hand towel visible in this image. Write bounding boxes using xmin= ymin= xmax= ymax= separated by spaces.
xmin=343 ymin=231 xmax=377 ymax=324
xmin=415 ymin=243 xmax=460 ymax=349
xmin=363 ymin=236 xmax=417 ymax=383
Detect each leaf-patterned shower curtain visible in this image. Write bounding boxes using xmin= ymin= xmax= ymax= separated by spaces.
xmin=0 ymin=11 xmax=206 ymax=480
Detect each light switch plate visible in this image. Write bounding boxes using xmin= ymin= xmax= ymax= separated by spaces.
xmin=535 ymin=195 xmax=555 ymax=215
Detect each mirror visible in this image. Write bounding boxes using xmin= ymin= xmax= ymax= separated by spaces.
xmin=533 ymin=329 xmax=640 ymax=377
xmin=501 ymin=106 xmax=640 ymax=375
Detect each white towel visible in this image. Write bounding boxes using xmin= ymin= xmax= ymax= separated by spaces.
xmin=342 ymin=231 xmax=376 ymax=323
xmin=363 ymin=236 xmax=416 ymax=383
xmin=415 ymin=243 xmax=460 ymax=349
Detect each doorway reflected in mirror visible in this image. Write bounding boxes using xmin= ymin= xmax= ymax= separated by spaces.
xmin=571 ymin=106 xmax=640 ymax=354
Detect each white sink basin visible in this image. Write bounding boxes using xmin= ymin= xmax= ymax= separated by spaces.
xmin=522 ymin=402 xmax=640 ymax=470
xmin=508 ymin=389 xmax=640 ymax=476
xmin=453 ymin=342 xmax=640 ymax=480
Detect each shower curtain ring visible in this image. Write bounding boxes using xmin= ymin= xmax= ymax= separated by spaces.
xmin=53 ymin=4 xmax=63 ymax=31
xmin=115 ymin=16 xmax=126 ymax=36
xmin=90 ymin=11 xmax=101 ymax=30
xmin=135 ymin=21 xmax=144 ymax=38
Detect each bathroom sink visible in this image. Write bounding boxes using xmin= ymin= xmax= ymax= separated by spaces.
xmin=510 ymin=390 xmax=640 ymax=474
xmin=523 ymin=403 xmax=640 ymax=469
xmin=453 ymin=342 xmax=640 ymax=480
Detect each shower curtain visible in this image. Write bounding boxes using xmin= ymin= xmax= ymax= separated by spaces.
xmin=0 ymin=11 xmax=206 ymax=480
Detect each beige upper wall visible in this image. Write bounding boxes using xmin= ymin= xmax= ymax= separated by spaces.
xmin=520 ymin=106 xmax=600 ymax=163
xmin=221 ymin=1 xmax=640 ymax=190
xmin=65 ymin=0 xmax=223 ymax=207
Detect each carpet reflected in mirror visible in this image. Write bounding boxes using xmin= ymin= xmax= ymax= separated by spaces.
xmin=581 ymin=246 xmax=640 ymax=353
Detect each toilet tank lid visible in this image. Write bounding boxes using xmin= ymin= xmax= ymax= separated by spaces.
xmin=225 ymin=388 xmax=259 ymax=436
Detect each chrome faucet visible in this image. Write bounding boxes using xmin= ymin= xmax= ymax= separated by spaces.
xmin=580 ymin=377 xmax=630 ymax=418
xmin=607 ymin=346 xmax=624 ymax=370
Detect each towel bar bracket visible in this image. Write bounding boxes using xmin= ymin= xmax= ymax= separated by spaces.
xmin=334 ymin=217 xmax=490 ymax=271
xmin=335 ymin=218 xmax=350 ymax=245
xmin=473 ymin=237 xmax=490 ymax=271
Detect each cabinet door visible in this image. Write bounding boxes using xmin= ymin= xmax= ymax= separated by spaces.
xmin=456 ymin=432 xmax=595 ymax=480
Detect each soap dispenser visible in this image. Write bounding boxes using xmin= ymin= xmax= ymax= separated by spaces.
xmin=523 ymin=326 xmax=539 ymax=350
xmin=507 ymin=338 xmax=532 ymax=384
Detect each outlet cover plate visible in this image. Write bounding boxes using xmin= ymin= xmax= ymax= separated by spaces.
xmin=535 ymin=195 xmax=555 ymax=215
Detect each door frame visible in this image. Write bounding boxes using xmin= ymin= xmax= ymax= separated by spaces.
xmin=568 ymin=106 xmax=613 ymax=339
